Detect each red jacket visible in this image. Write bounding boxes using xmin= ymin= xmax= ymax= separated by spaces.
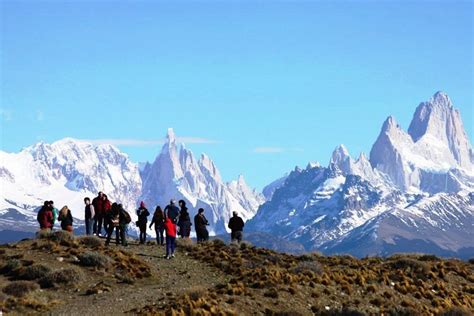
xmin=92 ymin=197 xmax=103 ymax=214
xmin=37 ymin=208 xmax=54 ymax=229
xmin=164 ymin=218 xmax=177 ymax=238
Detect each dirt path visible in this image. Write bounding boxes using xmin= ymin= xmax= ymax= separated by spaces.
xmin=47 ymin=241 xmax=230 ymax=315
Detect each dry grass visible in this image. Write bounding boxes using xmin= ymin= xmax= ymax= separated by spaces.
xmin=176 ymin=238 xmax=196 ymax=251
xmin=78 ymin=236 xmax=103 ymax=248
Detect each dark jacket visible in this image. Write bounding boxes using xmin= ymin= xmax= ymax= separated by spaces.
xmin=164 ymin=204 xmax=180 ymax=223
xmin=58 ymin=210 xmax=73 ymax=230
xmin=150 ymin=209 xmax=165 ymax=229
xmin=37 ymin=206 xmax=54 ymax=229
xmin=92 ymin=196 xmax=103 ymax=214
xmin=137 ymin=207 xmax=150 ymax=225
xmin=194 ymin=214 xmax=209 ymax=231
xmin=228 ymin=216 xmax=244 ymax=232
xmin=85 ymin=204 xmax=94 ymax=220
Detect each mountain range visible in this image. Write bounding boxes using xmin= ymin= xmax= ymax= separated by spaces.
xmin=0 ymin=129 xmax=263 ymax=241
xmin=247 ymin=91 xmax=473 ymax=258
xmin=0 ymin=91 xmax=473 ymax=258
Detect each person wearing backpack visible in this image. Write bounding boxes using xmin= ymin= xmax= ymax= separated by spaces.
xmin=119 ymin=204 xmax=131 ymax=246
xmin=177 ymin=200 xmax=192 ymax=239
xmin=84 ymin=197 xmax=95 ymax=235
xmin=58 ymin=205 xmax=74 ymax=233
xmin=136 ymin=201 xmax=150 ymax=244
xmin=149 ymin=206 xmax=165 ymax=245
xmin=194 ymin=208 xmax=209 ymax=243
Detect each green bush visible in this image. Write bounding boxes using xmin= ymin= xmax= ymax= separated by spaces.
xmin=78 ymin=236 xmax=102 ymax=248
xmin=17 ymin=264 xmax=51 ymax=280
xmin=3 ymin=281 xmax=39 ymax=297
xmin=0 ymin=259 xmax=21 ymax=275
xmin=77 ymin=251 xmax=111 ymax=268
xmin=39 ymin=268 xmax=82 ymax=288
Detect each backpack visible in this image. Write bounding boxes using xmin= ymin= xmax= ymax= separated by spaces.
xmin=122 ymin=210 xmax=132 ymax=224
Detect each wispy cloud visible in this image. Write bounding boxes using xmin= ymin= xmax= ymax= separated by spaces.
xmin=253 ymin=147 xmax=304 ymax=154
xmin=78 ymin=137 xmax=219 ymax=147
xmin=0 ymin=109 xmax=13 ymax=121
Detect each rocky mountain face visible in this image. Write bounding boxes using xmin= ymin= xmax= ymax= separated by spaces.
xmin=140 ymin=129 xmax=264 ymax=235
xmin=0 ymin=130 xmax=263 ymax=240
xmin=247 ymin=92 xmax=474 ymax=258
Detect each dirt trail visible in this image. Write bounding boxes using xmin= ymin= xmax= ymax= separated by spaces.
xmin=49 ymin=241 xmax=229 ymax=315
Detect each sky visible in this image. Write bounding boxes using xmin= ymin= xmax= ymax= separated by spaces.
xmin=0 ymin=0 xmax=472 ymax=190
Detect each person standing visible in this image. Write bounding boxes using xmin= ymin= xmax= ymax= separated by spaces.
xmin=102 ymin=194 xmax=112 ymax=234
xmin=58 ymin=206 xmax=74 ymax=233
xmin=177 ymin=200 xmax=192 ymax=238
xmin=228 ymin=211 xmax=245 ymax=243
xmin=49 ymin=201 xmax=59 ymax=230
xmin=194 ymin=208 xmax=209 ymax=243
xmin=92 ymin=192 xmax=104 ymax=236
xmin=164 ymin=217 xmax=177 ymax=259
xmin=136 ymin=201 xmax=150 ymax=244
xmin=149 ymin=206 xmax=165 ymax=245
xmin=163 ymin=199 xmax=179 ymax=223
xmin=37 ymin=201 xmax=54 ymax=231
xmin=105 ymin=203 xmax=121 ymax=246
xmin=84 ymin=197 xmax=95 ymax=235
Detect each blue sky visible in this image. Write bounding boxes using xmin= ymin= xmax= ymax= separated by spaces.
xmin=0 ymin=0 xmax=472 ymax=190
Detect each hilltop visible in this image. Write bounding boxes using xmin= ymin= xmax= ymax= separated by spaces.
xmin=0 ymin=232 xmax=473 ymax=315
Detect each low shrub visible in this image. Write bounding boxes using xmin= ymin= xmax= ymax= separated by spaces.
xmin=418 ymin=254 xmax=440 ymax=261
xmin=37 ymin=230 xmax=74 ymax=244
xmin=175 ymin=238 xmax=196 ymax=250
xmin=438 ymin=307 xmax=473 ymax=316
xmin=38 ymin=268 xmax=82 ymax=288
xmin=211 ymin=238 xmax=226 ymax=247
xmin=239 ymin=241 xmax=252 ymax=250
xmin=0 ymin=259 xmax=21 ymax=275
xmin=17 ymin=264 xmax=51 ymax=280
xmin=290 ymin=261 xmax=323 ymax=275
xmin=3 ymin=281 xmax=39 ymax=297
xmin=77 ymin=251 xmax=111 ymax=268
xmin=389 ymin=258 xmax=429 ymax=273
xmin=78 ymin=236 xmax=102 ymax=248
xmin=185 ymin=286 xmax=207 ymax=301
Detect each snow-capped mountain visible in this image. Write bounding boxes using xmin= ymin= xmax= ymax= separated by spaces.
xmin=0 ymin=139 xmax=142 ymax=241
xmin=140 ymin=128 xmax=264 ymax=235
xmin=1 ymin=130 xmax=263 ymax=241
xmin=247 ymin=92 xmax=474 ymax=258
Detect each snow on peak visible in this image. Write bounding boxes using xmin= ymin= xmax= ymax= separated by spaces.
xmin=166 ymin=128 xmax=176 ymax=144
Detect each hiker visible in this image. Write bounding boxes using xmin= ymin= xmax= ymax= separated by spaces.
xmin=37 ymin=201 xmax=54 ymax=231
xmin=102 ymin=194 xmax=112 ymax=233
xmin=194 ymin=208 xmax=209 ymax=243
xmin=49 ymin=201 xmax=59 ymax=229
xmin=228 ymin=211 xmax=245 ymax=243
xmin=164 ymin=216 xmax=177 ymax=259
xmin=58 ymin=206 xmax=74 ymax=233
xmin=92 ymin=192 xmax=104 ymax=236
xmin=149 ymin=206 xmax=165 ymax=245
xmin=164 ymin=199 xmax=180 ymax=223
xmin=136 ymin=201 xmax=150 ymax=244
xmin=177 ymin=200 xmax=192 ymax=239
xmin=105 ymin=203 xmax=130 ymax=246
xmin=84 ymin=197 xmax=95 ymax=235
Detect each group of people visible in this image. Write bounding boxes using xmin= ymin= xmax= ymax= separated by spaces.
xmin=37 ymin=191 xmax=247 ymax=260
xmin=37 ymin=200 xmax=74 ymax=233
